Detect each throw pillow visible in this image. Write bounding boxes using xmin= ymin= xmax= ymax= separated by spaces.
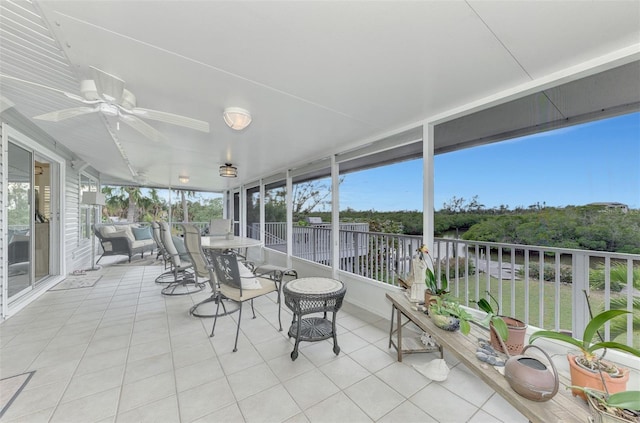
xmin=238 ymin=262 xmax=263 ymax=290
xmin=132 ymin=226 xmax=152 ymax=240
xmin=172 ymin=236 xmax=187 ymax=254
xmin=171 ymin=236 xmax=191 ymax=262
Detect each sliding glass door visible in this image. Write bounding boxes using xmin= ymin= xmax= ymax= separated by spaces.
xmin=4 ymin=125 xmax=62 ymax=308
xmin=7 ymin=142 xmax=33 ymax=299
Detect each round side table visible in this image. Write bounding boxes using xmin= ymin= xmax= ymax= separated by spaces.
xmin=283 ymin=277 xmax=346 ymax=361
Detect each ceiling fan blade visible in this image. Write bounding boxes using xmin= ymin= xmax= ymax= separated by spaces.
xmin=34 ymin=106 xmax=99 ymax=122
xmin=0 ymin=73 xmax=85 ymax=102
xmin=128 ymin=107 xmax=210 ymax=133
xmin=120 ymin=114 xmax=167 ymax=142
xmin=90 ymin=66 xmax=125 ymax=103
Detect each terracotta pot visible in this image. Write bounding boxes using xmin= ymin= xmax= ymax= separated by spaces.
xmin=490 ymin=316 xmax=527 ymax=355
xmin=568 ymin=353 xmax=630 ymax=400
xmin=424 ymin=290 xmax=437 ymax=306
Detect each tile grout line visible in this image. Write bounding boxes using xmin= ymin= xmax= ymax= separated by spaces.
xmin=34 ymin=270 xmax=123 ymax=421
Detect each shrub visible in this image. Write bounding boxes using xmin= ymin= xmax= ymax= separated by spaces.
xmin=589 ymin=263 xmax=638 ymax=292
xmin=518 ymin=263 xmax=572 ymax=284
xmin=439 ymin=257 xmax=476 ymax=278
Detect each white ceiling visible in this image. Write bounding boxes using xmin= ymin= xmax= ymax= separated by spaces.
xmin=1 ymin=1 xmax=639 ymax=192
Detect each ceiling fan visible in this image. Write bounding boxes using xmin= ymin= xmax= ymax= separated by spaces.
xmin=0 ymin=66 xmax=210 ymax=142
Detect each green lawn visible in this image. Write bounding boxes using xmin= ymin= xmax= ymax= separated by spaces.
xmin=448 ymin=277 xmax=639 ymax=348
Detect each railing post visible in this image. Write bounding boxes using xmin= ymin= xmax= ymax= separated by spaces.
xmin=572 ymin=252 xmax=590 ymax=337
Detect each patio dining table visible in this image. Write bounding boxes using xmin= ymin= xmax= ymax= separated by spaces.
xmin=200 ymin=236 xmax=263 ymax=251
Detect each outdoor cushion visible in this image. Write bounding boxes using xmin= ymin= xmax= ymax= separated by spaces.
xmin=132 ymin=226 xmax=152 ymax=240
xmin=102 ymin=230 xmax=127 ymax=239
xmin=238 ymin=262 xmax=262 ymax=290
xmin=121 ymin=225 xmax=136 ymax=243
xmin=131 ymin=239 xmax=154 ymax=249
xmin=99 ymin=225 xmax=117 ymax=237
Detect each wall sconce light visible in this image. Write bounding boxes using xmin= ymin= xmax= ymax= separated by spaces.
xmin=223 ymin=107 xmax=252 ymax=130
xmin=219 ymin=163 xmax=238 ymax=178
xmin=178 ymin=175 xmax=189 ymax=184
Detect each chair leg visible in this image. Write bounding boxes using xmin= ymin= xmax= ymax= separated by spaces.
xmin=250 ymin=299 xmax=256 ymax=319
xmin=233 ymin=303 xmax=243 ymax=352
xmin=210 ymin=299 xmax=222 ymax=338
xmin=277 ymin=290 xmax=283 ymax=331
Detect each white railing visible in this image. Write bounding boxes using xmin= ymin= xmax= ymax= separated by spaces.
xmin=433 ymin=239 xmax=639 ymax=347
xmin=168 ymin=220 xmax=637 ymax=347
xmin=277 ymin=226 xmax=638 ymax=347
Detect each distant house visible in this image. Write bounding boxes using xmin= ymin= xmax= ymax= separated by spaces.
xmin=588 ymin=202 xmax=629 ymax=213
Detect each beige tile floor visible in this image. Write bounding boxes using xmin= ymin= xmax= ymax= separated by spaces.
xmin=0 ymin=258 xmax=528 ymax=423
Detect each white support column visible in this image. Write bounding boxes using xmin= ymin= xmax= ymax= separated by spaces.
xmin=572 ymin=252 xmax=590 ymax=337
xmin=423 ymin=123 xmax=435 ymax=250
xmin=222 ymin=190 xmax=229 ymax=220
xmin=259 ymin=180 xmax=265 ymax=241
xmin=286 ymin=171 xmax=293 ymax=267
xmin=240 ymin=185 xmax=246 ymax=237
xmin=331 ymin=155 xmax=340 ymax=279
xmin=168 ymin=185 xmax=173 ymax=226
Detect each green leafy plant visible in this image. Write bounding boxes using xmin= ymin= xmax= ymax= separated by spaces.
xmin=473 ymin=291 xmax=509 ymax=342
xmin=571 ymin=387 xmax=640 ymax=422
xmin=530 ymin=309 xmax=640 ymax=371
xmin=418 ymin=245 xmax=449 ymax=295
xmin=429 ymin=296 xmax=473 ymax=335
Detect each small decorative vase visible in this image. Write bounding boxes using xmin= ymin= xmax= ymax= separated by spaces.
xmin=431 ymin=314 xmax=460 ymax=332
xmin=586 ymin=390 xmax=635 ymax=423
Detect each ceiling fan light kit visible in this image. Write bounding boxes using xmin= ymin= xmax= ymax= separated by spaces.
xmin=80 ymin=79 xmax=99 ymax=100
xmin=219 ymin=163 xmax=238 ymax=178
xmin=223 ymin=107 xmax=251 ymax=130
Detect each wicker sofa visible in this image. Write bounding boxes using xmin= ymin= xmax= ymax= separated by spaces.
xmin=94 ymin=223 xmax=156 ymax=263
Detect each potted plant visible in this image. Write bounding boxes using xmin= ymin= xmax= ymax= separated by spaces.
xmin=428 ymin=296 xmax=473 ymax=335
xmin=418 ymin=244 xmax=449 ymax=305
xmin=529 ymin=309 xmax=640 ymax=400
xmin=474 ymin=291 xmax=527 ymax=355
xmin=571 ymin=387 xmax=640 ymax=423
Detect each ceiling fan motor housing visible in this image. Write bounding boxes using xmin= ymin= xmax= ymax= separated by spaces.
xmin=98 ymin=103 xmax=119 ymax=117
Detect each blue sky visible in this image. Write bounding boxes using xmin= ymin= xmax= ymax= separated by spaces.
xmin=339 ymin=111 xmax=640 ymax=211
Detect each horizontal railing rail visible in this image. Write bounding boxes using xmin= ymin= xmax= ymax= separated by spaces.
xmin=263 ymin=224 xmax=638 ymax=348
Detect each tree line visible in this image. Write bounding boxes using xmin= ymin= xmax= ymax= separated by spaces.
xmin=103 ymin=185 xmax=639 ymax=254
xmin=100 ymin=186 xmax=223 ymax=223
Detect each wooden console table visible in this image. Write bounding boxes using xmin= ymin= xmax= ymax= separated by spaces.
xmin=386 ymin=291 xmax=589 ymax=423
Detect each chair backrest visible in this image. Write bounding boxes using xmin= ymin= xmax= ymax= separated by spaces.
xmin=209 ymin=219 xmax=233 ymax=236
xmin=245 ymin=245 xmax=264 ymax=264
xmin=180 ymin=223 xmax=210 ymax=278
xmin=159 ymin=221 xmax=184 ymax=267
xmin=210 ymin=251 xmax=243 ymax=291
xmin=151 ymin=222 xmax=170 ymax=259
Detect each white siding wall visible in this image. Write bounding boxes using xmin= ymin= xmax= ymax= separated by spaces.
xmin=65 ymin=169 xmax=93 ymax=273
xmin=0 ymin=124 xmax=5 ymax=317
xmin=0 ymin=114 xmax=99 ymax=317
